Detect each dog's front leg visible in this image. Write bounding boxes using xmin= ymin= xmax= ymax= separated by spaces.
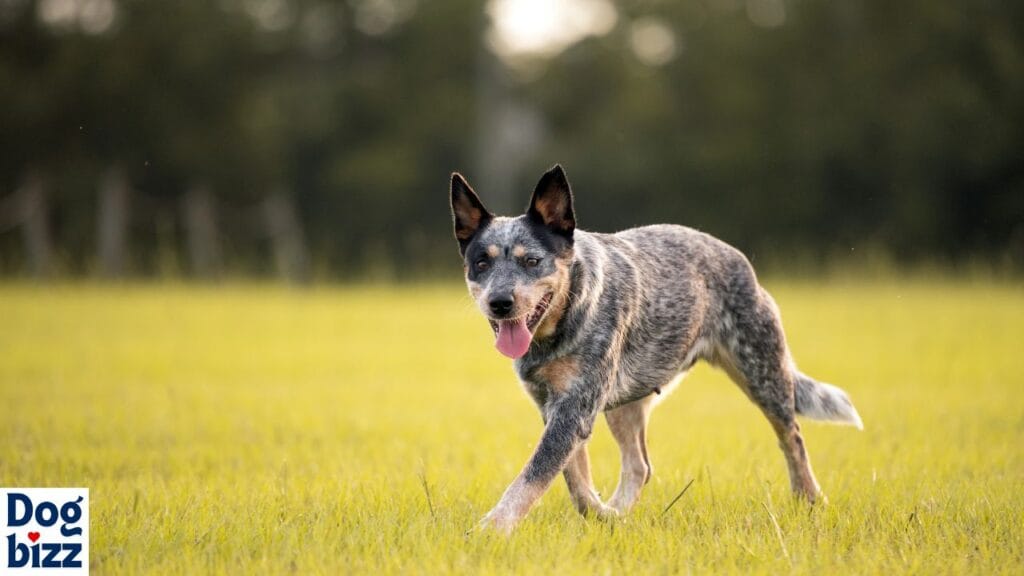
xmin=563 ymin=443 xmax=618 ymax=519
xmin=481 ymin=392 xmax=601 ymax=533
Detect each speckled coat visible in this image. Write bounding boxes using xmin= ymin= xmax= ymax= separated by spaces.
xmin=451 ymin=165 xmax=862 ymax=533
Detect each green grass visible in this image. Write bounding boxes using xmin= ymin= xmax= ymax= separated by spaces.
xmin=1 ymin=280 xmax=1022 ymax=574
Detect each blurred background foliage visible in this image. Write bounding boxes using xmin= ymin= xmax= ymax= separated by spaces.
xmin=0 ymin=0 xmax=1021 ymax=281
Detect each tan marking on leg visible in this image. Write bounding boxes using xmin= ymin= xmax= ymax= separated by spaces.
xmin=563 ymin=443 xmax=616 ymax=518
xmin=605 ymin=394 xmax=655 ymax=513
xmin=535 ymin=356 xmax=579 ymax=395
xmin=770 ymin=419 xmax=823 ymax=503
xmin=486 ymin=244 xmax=500 ymax=258
xmin=513 ymin=245 xmax=526 ymax=258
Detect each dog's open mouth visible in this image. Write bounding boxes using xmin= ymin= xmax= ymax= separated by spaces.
xmin=488 ymin=292 xmax=553 ymax=360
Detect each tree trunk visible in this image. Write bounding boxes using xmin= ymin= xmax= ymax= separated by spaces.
xmin=474 ymin=50 xmax=544 ymax=214
xmin=20 ymin=172 xmax=53 ymax=279
xmin=262 ymin=191 xmax=310 ymax=284
xmin=182 ymin=184 xmax=221 ymax=279
xmin=96 ymin=165 xmax=131 ymax=278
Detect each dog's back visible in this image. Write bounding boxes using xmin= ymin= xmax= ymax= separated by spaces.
xmin=563 ymin=223 xmax=861 ymax=427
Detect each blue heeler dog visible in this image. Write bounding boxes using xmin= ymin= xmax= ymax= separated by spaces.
xmin=450 ymin=165 xmax=863 ymax=533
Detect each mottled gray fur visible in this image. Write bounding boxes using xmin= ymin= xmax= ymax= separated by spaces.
xmin=450 ymin=165 xmax=862 ymax=533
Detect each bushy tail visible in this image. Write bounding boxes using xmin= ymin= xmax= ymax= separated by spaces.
xmin=794 ymin=372 xmax=864 ymax=429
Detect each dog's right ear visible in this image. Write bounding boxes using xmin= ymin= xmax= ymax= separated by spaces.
xmin=451 ymin=173 xmax=493 ymax=255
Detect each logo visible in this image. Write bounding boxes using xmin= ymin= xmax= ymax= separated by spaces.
xmin=2 ymin=488 xmax=89 ymax=574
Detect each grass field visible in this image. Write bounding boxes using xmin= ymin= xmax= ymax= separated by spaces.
xmin=1 ymin=280 xmax=1022 ymax=574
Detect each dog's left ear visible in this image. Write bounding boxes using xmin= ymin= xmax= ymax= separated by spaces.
xmin=527 ymin=164 xmax=575 ymax=239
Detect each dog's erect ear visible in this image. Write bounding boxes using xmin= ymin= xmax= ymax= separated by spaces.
xmin=451 ymin=173 xmax=493 ymax=254
xmin=527 ymin=164 xmax=575 ymax=238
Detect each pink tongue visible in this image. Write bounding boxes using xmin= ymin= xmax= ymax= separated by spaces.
xmin=495 ymin=318 xmax=533 ymax=359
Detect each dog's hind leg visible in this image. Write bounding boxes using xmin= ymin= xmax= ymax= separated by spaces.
xmin=563 ymin=443 xmax=617 ymax=518
xmin=605 ymin=393 xmax=655 ymax=513
xmin=716 ymin=285 xmax=823 ymax=503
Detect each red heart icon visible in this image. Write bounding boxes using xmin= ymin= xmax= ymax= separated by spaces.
xmin=27 ymin=532 xmax=40 ymax=543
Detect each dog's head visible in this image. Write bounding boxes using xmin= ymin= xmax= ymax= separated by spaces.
xmin=450 ymin=165 xmax=576 ymax=359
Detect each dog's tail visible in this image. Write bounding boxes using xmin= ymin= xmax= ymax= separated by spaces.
xmin=794 ymin=372 xmax=864 ymax=429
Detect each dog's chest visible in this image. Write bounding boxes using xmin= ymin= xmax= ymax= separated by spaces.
xmin=517 ymin=377 xmax=549 ymax=407
xmin=516 ymin=354 xmax=581 ymax=405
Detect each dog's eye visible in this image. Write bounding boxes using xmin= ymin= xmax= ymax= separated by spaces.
xmin=475 ymin=259 xmax=490 ymax=272
xmin=525 ymin=257 xmax=541 ymax=268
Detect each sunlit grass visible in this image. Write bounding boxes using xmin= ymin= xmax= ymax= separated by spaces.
xmin=1 ymin=280 xmax=1022 ymax=574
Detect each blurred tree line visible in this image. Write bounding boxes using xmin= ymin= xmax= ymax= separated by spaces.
xmin=0 ymin=0 xmax=1021 ymax=281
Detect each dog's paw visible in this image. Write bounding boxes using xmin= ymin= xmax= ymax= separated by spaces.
xmin=593 ymin=503 xmax=620 ymax=522
xmin=475 ymin=507 xmax=519 ymax=535
xmin=607 ymin=495 xmax=634 ymax=515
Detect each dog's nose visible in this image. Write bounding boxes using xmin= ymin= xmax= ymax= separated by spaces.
xmin=489 ymin=296 xmax=514 ymax=317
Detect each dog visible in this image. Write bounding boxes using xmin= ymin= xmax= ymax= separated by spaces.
xmin=450 ymin=164 xmax=863 ymax=533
